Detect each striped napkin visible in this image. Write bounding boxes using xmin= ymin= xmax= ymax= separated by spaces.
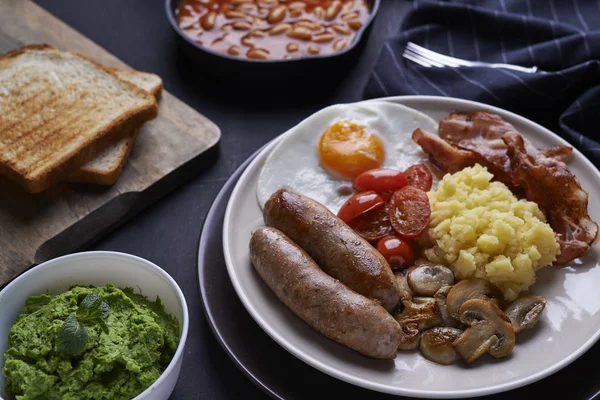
xmin=364 ymin=0 xmax=600 ymax=164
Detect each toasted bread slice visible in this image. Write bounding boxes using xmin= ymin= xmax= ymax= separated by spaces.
xmin=0 ymin=44 xmax=158 ymax=193
xmin=68 ymin=68 xmax=163 ymax=185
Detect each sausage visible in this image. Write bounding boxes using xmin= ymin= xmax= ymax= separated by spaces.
xmin=263 ymin=189 xmax=401 ymax=311
xmin=250 ymin=226 xmax=402 ymax=359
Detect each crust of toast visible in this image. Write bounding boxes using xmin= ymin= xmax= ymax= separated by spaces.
xmin=0 ymin=44 xmax=159 ymax=193
xmin=68 ymin=68 xmax=163 ymax=185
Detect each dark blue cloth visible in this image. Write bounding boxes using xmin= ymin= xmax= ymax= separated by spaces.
xmin=364 ymin=0 xmax=600 ymax=164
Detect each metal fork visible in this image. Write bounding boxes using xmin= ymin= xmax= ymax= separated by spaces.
xmin=403 ymin=42 xmax=540 ymax=74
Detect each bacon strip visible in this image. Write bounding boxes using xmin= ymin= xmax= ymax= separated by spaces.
xmin=503 ymin=133 xmax=598 ymax=265
xmin=411 ymin=128 xmax=475 ymax=174
xmin=412 ymin=111 xmax=597 ymax=265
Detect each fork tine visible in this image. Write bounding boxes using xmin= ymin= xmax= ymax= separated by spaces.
xmin=403 ymin=48 xmax=446 ymax=68
xmin=406 ymin=42 xmax=468 ymax=67
xmin=402 ymin=51 xmax=435 ymax=68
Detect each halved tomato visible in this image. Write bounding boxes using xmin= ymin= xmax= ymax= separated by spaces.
xmin=387 ymin=186 xmax=431 ymax=239
xmin=353 ymin=168 xmax=408 ymax=193
xmin=376 ymin=235 xmax=414 ymax=269
xmin=405 ymin=164 xmax=433 ymax=192
xmin=337 ymin=191 xmax=385 ymax=223
xmin=347 ymin=205 xmax=393 ymax=242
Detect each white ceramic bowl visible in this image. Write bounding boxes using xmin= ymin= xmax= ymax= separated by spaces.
xmin=0 ymin=251 xmax=189 ymax=400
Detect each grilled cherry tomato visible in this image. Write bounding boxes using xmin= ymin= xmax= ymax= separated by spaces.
xmin=388 ymin=186 xmax=431 ymax=239
xmin=353 ymin=168 xmax=408 ymax=194
xmin=405 ymin=164 xmax=433 ymax=192
xmin=376 ymin=235 xmax=414 ymax=269
xmin=347 ymin=205 xmax=393 ymax=242
xmin=337 ymin=191 xmax=385 ymax=223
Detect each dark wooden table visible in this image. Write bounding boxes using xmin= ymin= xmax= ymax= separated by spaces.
xmin=31 ymin=1 xmax=411 ymax=398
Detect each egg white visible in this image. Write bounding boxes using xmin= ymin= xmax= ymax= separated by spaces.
xmin=257 ymin=101 xmax=439 ymax=213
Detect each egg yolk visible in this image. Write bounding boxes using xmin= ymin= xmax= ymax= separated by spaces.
xmin=318 ymin=120 xmax=385 ymax=179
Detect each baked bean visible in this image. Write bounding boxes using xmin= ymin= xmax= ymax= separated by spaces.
xmin=287 ymin=42 xmax=299 ymax=52
xmin=312 ymin=33 xmax=334 ymax=43
xmin=228 ymin=45 xmax=240 ymax=55
xmin=247 ymin=48 xmax=270 ymax=59
xmin=333 ymin=38 xmax=349 ymax=52
xmin=269 ymin=23 xmax=292 ymax=35
xmin=287 ymin=27 xmax=312 ymax=41
xmin=347 ymin=19 xmax=362 ymax=30
xmin=238 ymin=3 xmax=257 ymax=12
xmin=233 ymin=21 xmax=252 ymax=30
xmin=289 ymin=8 xmax=303 ymax=17
xmin=232 ymin=0 xmax=252 ymax=4
xmin=258 ymin=0 xmax=278 ymax=6
xmin=241 ymin=36 xmax=255 ymax=46
xmin=313 ymin=6 xmax=326 ymax=20
xmin=201 ymin=11 xmax=217 ymax=30
xmin=294 ymin=20 xmax=322 ymax=31
xmin=326 ymin=0 xmax=342 ymax=21
xmin=307 ymin=45 xmax=320 ymax=54
xmin=211 ymin=34 xmax=228 ymax=45
xmin=225 ymin=11 xmax=248 ymax=19
xmin=341 ymin=11 xmax=360 ymax=21
xmin=221 ymin=23 xmax=233 ymax=31
xmin=331 ymin=24 xmax=351 ymax=35
xmin=288 ymin=2 xmax=306 ymax=11
xmin=250 ymin=29 xmax=266 ymax=38
xmin=342 ymin=0 xmax=355 ymax=11
xmin=258 ymin=7 xmax=269 ymax=15
xmin=268 ymin=5 xmax=287 ymax=24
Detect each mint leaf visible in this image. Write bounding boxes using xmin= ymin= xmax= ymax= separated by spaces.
xmin=98 ymin=319 xmax=109 ymax=334
xmin=77 ymin=292 xmax=110 ymax=324
xmin=58 ymin=313 xmax=88 ymax=355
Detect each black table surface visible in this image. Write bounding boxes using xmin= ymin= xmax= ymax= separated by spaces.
xmin=30 ymin=0 xmax=412 ymax=398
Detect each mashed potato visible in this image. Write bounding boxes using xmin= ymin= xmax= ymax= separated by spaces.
xmin=423 ymin=164 xmax=559 ymax=301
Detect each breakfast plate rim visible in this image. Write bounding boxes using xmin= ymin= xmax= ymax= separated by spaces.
xmin=222 ymin=95 xmax=600 ymax=398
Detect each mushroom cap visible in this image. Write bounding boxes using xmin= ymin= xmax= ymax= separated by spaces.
xmin=393 ymin=297 xmax=443 ymax=331
xmin=434 ymin=285 xmax=460 ymax=328
xmin=453 ymin=299 xmax=515 ymax=363
xmin=398 ymin=322 xmax=421 ymax=350
xmin=420 ymin=327 xmax=463 ymax=365
xmin=394 ymin=269 xmax=414 ymax=301
xmin=408 ymin=264 xmax=455 ymax=296
xmin=504 ymin=295 xmax=546 ymax=333
xmin=446 ymin=279 xmax=503 ymax=320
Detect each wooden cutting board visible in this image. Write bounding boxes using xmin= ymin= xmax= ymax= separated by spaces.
xmin=0 ymin=0 xmax=221 ymax=286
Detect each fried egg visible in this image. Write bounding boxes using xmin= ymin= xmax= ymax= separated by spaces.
xmin=257 ymin=101 xmax=439 ymax=213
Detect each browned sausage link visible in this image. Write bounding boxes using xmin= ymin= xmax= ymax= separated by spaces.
xmin=250 ymin=227 xmax=402 ymax=359
xmin=263 ymin=189 xmax=401 ymax=311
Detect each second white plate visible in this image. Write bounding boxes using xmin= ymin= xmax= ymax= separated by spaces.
xmin=222 ymin=96 xmax=600 ymax=398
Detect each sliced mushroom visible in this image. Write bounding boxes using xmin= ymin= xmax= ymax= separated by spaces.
xmin=392 ymin=297 xmax=443 ymax=331
xmin=420 ymin=327 xmax=463 ymax=365
xmin=394 ymin=270 xmax=413 ymax=302
xmin=446 ymin=279 xmax=503 ymax=320
xmin=398 ymin=322 xmax=421 ymax=350
xmin=504 ymin=295 xmax=546 ymax=333
xmin=434 ymin=285 xmax=459 ymax=328
xmin=452 ymin=299 xmax=515 ymax=364
xmin=408 ymin=264 xmax=455 ymax=296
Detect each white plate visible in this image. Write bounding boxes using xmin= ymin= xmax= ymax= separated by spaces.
xmin=222 ymin=96 xmax=600 ymax=398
